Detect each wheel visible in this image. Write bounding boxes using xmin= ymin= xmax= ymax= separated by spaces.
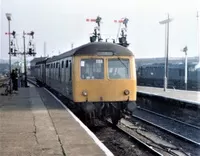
xmin=111 ymin=106 xmax=121 ymax=125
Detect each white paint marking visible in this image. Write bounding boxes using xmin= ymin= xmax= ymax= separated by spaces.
xmin=44 ymin=88 xmax=114 ymax=156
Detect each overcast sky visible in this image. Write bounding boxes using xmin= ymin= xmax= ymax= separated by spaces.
xmin=1 ymin=0 xmax=200 ymax=60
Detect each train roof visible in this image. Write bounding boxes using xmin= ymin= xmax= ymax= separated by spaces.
xmin=35 ymin=57 xmax=49 ymax=65
xmin=46 ymin=42 xmax=134 ymax=63
xmin=135 ymin=57 xmax=199 ymax=64
xmin=30 ymin=57 xmax=47 ymax=64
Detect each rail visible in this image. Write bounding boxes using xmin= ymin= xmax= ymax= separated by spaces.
xmin=132 ymin=108 xmax=200 ymax=146
xmin=106 ymin=119 xmax=163 ymax=156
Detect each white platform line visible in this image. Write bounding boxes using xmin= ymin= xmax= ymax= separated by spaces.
xmin=44 ymin=88 xmax=114 ymax=156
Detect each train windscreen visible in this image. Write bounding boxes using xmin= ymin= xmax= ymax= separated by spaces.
xmin=80 ymin=59 xmax=104 ymax=79
xmin=108 ymin=59 xmax=130 ymax=79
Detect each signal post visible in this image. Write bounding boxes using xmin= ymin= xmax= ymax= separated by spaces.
xmin=6 ymin=30 xmax=36 ymax=88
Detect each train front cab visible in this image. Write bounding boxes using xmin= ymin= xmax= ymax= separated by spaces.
xmin=72 ymin=54 xmax=137 ymax=124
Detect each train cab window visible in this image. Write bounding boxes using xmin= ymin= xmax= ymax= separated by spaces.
xmin=80 ymin=59 xmax=104 ymax=79
xmin=108 ymin=59 xmax=130 ymax=79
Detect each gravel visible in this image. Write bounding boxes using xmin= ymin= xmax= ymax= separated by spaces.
xmin=93 ymin=125 xmax=154 ymax=156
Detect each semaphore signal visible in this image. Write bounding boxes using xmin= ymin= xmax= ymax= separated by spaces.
xmin=86 ymin=16 xmax=103 ymax=42
xmin=114 ymin=17 xmax=129 ymax=47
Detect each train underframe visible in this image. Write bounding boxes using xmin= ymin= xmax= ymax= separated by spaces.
xmin=77 ymin=101 xmax=137 ymax=125
xmin=35 ymin=79 xmax=137 ymax=126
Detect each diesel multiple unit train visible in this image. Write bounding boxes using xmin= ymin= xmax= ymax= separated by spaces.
xmin=136 ymin=61 xmax=200 ymax=91
xmin=31 ymin=42 xmax=137 ymax=125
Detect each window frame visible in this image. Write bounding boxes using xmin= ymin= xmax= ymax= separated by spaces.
xmin=80 ymin=58 xmax=104 ymax=80
xmin=107 ymin=58 xmax=130 ymax=79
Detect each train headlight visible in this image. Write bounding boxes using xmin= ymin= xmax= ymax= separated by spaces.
xmin=124 ymin=89 xmax=130 ymax=95
xmin=82 ymin=90 xmax=88 ymax=96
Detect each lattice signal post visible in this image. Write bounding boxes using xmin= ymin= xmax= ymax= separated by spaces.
xmin=5 ymin=31 xmax=36 ymax=88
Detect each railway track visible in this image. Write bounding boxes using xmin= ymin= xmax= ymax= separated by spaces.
xmin=138 ymin=107 xmax=200 ymax=130
xmin=114 ymin=118 xmax=190 ymax=156
xmin=27 ymin=79 xmax=164 ymax=155
xmin=28 ymin=78 xmax=190 ymax=155
xmin=132 ymin=107 xmax=200 ymax=146
xmin=106 ymin=119 xmax=164 ymax=156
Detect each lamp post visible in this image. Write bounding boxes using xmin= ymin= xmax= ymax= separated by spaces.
xmin=5 ymin=13 xmax=12 ymax=94
xmin=181 ymin=46 xmax=188 ymax=90
xmin=159 ymin=14 xmax=173 ymax=91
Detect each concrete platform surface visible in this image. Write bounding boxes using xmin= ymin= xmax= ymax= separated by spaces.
xmin=137 ymin=86 xmax=200 ymax=105
xmin=0 ymin=86 xmax=113 ymax=156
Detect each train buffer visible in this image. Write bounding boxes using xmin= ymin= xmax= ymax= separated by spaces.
xmin=137 ymin=86 xmax=200 ymax=106
xmin=0 ymin=84 xmax=113 ymax=156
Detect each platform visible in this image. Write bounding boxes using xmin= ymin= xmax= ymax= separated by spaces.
xmin=137 ymin=86 xmax=200 ymax=105
xmin=0 ymin=85 xmax=113 ymax=156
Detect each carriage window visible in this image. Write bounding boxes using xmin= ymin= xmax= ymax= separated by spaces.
xmin=108 ymin=59 xmax=130 ymax=79
xmin=56 ymin=62 xmax=59 ymax=68
xmin=61 ymin=61 xmax=64 ymax=68
xmin=66 ymin=60 xmax=68 ymax=68
xmin=69 ymin=60 xmax=72 ymax=81
xmin=80 ymin=59 xmax=104 ymax=79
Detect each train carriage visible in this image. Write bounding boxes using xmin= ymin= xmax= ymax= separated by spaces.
xmin=34 ymin=42 xmax=137 ymax=125
xmin=34 ymin=58 xmax=48 ymax=86
xmin=137 ymin=62 xmax=200 ymax=90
